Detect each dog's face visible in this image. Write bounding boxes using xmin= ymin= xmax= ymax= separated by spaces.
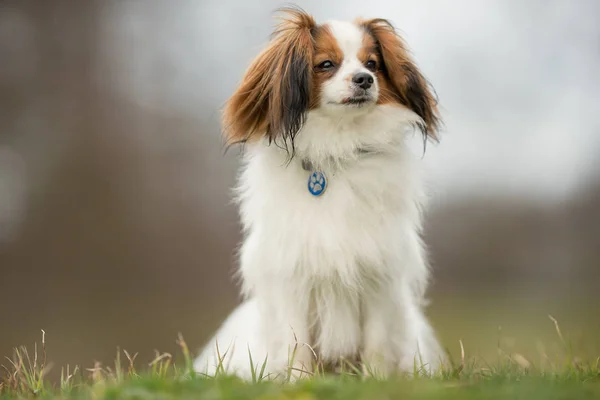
xmin=311 ymin=20 xmax=382 ymax=110
xmin=222 ymin=8 xmax=440 ymax=152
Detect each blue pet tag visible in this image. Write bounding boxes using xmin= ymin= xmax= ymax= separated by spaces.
xmin=308 ymin=171 xmax=327 ymax=196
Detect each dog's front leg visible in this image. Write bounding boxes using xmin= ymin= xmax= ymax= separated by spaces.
xmin=255 ymin=290 xmax=315 ymax=381
xmin=361 ymin=280 xmax=446 ymax=378
xmin=360 ymin=286 xmax=399 ymax=378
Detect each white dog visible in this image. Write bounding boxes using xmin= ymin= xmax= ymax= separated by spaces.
xmin=194 ymin=7 xmax=447 ymax=380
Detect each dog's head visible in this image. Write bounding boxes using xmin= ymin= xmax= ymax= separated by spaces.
xmin=222 ymin=7 xmax=440 ymax=154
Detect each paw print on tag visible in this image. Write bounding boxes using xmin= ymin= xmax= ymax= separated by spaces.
xmin=308 ymin=171 xmax=327 ymax=196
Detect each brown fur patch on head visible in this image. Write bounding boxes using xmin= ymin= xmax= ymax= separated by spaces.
xmin=357 ymin=18 xmax=441 ymax=141
xmin=222 ymin=7 xmax=316 ymax=153
xmin=310 ymin=25 xmax=343 ymax=108
xmin=357 ymin=33 xmax=379 ymax=66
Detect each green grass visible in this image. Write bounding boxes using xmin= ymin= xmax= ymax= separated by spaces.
xmin=2 ymin=319 xmax=599 ymax=399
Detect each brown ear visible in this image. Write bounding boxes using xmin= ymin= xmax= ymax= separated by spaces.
xmin=359 ymin=18 xmax=441 ymax=141
xmin=222 ymin=7 xmax=316 ymax=154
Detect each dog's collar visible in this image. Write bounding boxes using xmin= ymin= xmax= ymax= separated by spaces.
xmin=300 ymin=148 xmax=380 ymax=172
xmin=302 ymin=148 xmax=381 ymax=197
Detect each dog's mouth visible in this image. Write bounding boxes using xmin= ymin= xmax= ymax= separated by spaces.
xmin=340 ymin=95 xmax=374 ymax=106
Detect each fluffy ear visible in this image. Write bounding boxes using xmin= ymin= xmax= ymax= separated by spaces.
xmin=359 ymin=18 xmax=441 ymax=141
xmin=222 ymin=7 xmax=316 ymax=153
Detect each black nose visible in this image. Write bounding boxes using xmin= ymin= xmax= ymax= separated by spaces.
xmin=352 ymin=72 xmax=374 ymax=90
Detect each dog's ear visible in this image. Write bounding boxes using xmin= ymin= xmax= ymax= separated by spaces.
xmin=222 ymin=7 xmax=316 ymax=154
xmin=359 ymin=18 xmax=441 ymax=141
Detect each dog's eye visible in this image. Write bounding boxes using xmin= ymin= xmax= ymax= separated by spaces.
xmin=365 ymin=60 xmax=377 ymax=72
xmin=316 ymin=60 xmax=335 ymax=70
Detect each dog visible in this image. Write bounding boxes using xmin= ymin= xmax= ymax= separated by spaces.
xmin=194 ymin=7 xmax=446 ymax=380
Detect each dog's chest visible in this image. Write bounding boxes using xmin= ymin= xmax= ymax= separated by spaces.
xmin=239 ymin=150 xmax=419 ymax=280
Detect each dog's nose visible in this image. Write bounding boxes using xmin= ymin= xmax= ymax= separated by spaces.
xmin=352 ymin=72 xmax=374 ymax=90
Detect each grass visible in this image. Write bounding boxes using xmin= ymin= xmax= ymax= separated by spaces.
xmin=1 ymin=318 xmax=599 ymax=399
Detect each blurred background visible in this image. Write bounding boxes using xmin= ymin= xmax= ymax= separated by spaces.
xmin=1 ymin=0 xmax=599 ymax=378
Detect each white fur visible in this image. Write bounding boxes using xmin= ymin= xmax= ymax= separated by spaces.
xmin=194 ymin=20 xmax=446 ymax=381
